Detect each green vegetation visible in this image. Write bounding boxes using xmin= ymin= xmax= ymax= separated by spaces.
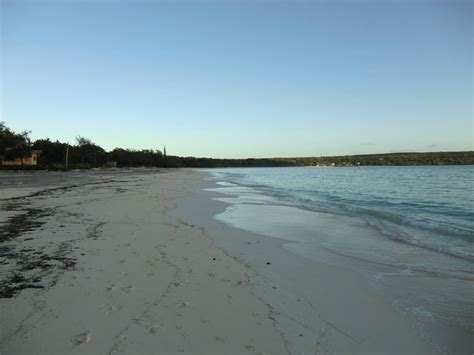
xmin=0 ymin=122 xmax=31 ymax=161
xmin=271 ymin=152 xmax=474 ymax=167
xmin=1 ymin=122 xmax=473 ymax=169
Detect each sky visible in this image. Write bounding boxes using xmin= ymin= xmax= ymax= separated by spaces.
xmin=1 ymin=0 xmax=472 ymax=158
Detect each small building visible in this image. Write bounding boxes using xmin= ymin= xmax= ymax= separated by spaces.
xmin=1 ymin=150 xmax=42 ymax=166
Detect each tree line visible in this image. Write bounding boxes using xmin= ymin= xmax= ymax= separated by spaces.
xmin=1 ymin=122 xmax=473 ymax=169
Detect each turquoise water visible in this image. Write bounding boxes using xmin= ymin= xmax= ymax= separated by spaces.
xmin=205 ymin=166 xmax=474 ymax=333
xmin=209 ymin=166 xmax=473 ymax=260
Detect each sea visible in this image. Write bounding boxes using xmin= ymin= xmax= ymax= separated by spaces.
xmin=204 ymin=165 xmax=474 ymax=334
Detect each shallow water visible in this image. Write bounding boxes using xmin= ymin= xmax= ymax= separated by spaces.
xmin=204 ymin=166 xmax=474 ymax=335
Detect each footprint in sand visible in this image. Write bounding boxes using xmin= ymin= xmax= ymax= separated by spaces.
xmin=215 ymin=336 xmax=225 ymax=343
xmin=176 ymin=301 xmax=189 ymax=308
xmin=105 ymin=284 xmax=117 ymax=292
xmin=121 ymin=285 xmax=135 ymax=293
xmin=208 ymin=272 xmax=216 ymax=278
xmin=144 ymin=327 xmax=156 ymax=336
xmin=71 ymin=331 xmax=92 ymax=345
xmin=100 ymin=303 xmax=121 ymax=315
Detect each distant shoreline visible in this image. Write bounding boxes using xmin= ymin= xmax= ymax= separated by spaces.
xmin=1 ymin=124 xmax=473 ymax=168
xmin=1 ymin=151 xmax=473 ymax=170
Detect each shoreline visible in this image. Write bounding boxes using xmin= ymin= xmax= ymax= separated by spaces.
xmin=0 ymin=169 xmax=287 ymax=354
xmin=0 ymin=169 xmax=471 ymax=354
xmin=173 ymin=172 xmax=472 ymax=354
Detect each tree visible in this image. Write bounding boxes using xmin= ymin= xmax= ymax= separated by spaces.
xmin=32 ymin=139 xmax=68 ymax=166
xmin=74 ymin=136 xmax=105 ymax=165
xmin=0 ymin=122 xmax=32 ymax=161
xmin=75 ymin=136 xmax=93 ymax=147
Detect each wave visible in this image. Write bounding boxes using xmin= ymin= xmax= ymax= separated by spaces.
xmin=208 ymin=169 xmax=474 ymax=262
xmin=364 ymin=215 xmax=474 ymax=263
xmin=227 ymin=177 xmax=473 ymax=239
xmin=251 ymin=182 xmax=473 ymax=239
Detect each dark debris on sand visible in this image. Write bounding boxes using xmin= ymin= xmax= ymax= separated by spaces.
xmin=0 ymin=190 xmax=78 ymax=298
xmin=0 ymin=206 xmax=53 ymax=243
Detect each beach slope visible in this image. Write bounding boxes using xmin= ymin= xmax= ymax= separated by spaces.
xmin=0 ymin=169 xmax=456 ymax=354
xmin=0 ymin=169 xmax=286 ymax=354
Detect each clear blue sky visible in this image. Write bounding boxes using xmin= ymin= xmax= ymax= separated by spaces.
xmin=1 ymin=0 xmax=472 ymax=158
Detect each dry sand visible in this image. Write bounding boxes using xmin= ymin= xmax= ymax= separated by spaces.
xmin=0 ymin=169 xmax=458 ymax=354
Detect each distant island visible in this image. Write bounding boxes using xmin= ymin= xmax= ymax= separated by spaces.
xmin=1 ymin=122 xmax=473 ymax=169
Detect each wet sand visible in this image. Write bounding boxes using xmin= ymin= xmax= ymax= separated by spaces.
xmin=0 ymin=169 xmax=464 ymax=354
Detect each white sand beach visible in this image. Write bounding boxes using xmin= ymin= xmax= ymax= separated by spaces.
xmin=0 ymin=169 xmax=467 ymax=354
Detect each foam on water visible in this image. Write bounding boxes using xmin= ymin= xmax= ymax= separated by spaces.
xmin=207 ymin=166 xmax=474 ymax=260
xmin=203 ymin=166 xmax=474 ymax=333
